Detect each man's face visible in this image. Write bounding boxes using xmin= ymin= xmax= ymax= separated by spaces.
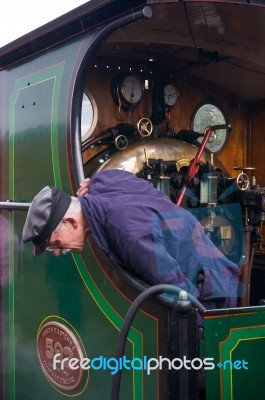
xmin=46 ymin=218 xmax=90 ymax=256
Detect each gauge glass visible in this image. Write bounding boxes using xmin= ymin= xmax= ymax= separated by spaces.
xmin=192 ymin=103 xmax=228 ymax=153
xmin=121 ymin=75 xmax=144 ymax=104
xmin=164 ymin=84 xmax=178 ymax=106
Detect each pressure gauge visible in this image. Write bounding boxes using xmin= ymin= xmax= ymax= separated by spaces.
xmin=112 ymin=74 xmax=145 ymax=110
xmin=163 ymin=84 xmax=179 ymax=107
xmin=120 ymin=75 xmax=144 ymax=105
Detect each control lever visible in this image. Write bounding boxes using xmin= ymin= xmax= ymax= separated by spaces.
xmin=176 ymin=124 xmax=231 ymax=206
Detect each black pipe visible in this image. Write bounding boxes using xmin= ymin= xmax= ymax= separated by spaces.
xmin=72 ymin=6 xmax=153 ymax=185
xmin=111 ymin=284 xmax=205 ymax=400
xmin=81 ymin=123 xmax=137 ymax=152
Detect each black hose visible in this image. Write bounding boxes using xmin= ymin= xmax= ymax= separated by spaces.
xmin=111 ymin=284 xmax=206 ymax=400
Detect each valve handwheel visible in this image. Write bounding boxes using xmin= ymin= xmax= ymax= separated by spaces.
xmin=137 ymin=118 xmax=153 ymax=137
xmin=114 ymin=135 xmax=128 ymax=150
xmin=233 ymin=166 xmax=255 ymax=191
xmin=236 ymin=172 xmax=250 ymax=191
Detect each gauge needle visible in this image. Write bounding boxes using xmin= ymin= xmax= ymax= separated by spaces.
xmin=130 ymin=81 xmax=135 ymax=101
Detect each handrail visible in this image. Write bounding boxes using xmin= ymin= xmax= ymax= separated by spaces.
xmin=0 ymin=201 xmax=31 ymax=210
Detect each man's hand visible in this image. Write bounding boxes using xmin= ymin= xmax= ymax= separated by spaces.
xmin=76 ymin=178 xmax=91 ymax=196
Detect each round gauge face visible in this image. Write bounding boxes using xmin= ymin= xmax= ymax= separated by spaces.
xmin=120 ymin=75 xmax=144 ymax=105
xmin=164 ymin=84 xmax=179 ymax=107
xmin=192 ymin=103 xmax=228 ymax=153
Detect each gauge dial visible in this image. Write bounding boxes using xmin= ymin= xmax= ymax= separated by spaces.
xmin=112 ymin=74 xmax=145 ymax=110
xmin=163 ymin=84 xmax=179 ymax=107
xmin=120 ymin=75 xmax=144 ymax=105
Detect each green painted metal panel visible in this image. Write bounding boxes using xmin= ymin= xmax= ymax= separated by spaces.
xmin=204 ymin=306 xmax=265 ymax=400
xmin=1 ymin=31 xmax=160 ymax=400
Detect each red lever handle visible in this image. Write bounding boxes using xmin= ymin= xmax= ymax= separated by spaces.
xmin=176 ymin=124 xmax=229 ymax=206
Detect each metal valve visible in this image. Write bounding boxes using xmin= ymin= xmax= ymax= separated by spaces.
xmin=234 ymin=167 xmax=256 ymax=191
xmin=137 ymin=117 xmax=153 ymax=137
xmin=114 ymin=135 xmax=128 ymax=150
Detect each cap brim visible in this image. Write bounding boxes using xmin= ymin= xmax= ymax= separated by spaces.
xmin=33 ymin=237 xmax=50 ymax=256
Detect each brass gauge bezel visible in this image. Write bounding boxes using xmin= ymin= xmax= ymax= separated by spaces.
xmin=111 ymin=73 xmax=145 ymax=110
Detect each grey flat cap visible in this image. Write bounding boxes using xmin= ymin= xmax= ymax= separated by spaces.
xmin=23 ymin=186 xmax=71 ymax=256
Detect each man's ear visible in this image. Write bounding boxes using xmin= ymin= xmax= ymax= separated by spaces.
xmin=63 ymin=216 xmax=78 ymax=229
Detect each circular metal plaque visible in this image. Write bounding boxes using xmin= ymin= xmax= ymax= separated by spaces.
xmin=37 ymin=321 xmax=84 ymax=391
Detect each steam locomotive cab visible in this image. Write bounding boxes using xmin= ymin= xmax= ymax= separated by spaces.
xmin=82 ymin=121 xmax=265 ymax=310
xmin=2 ymin=1 xmax=265 ymax=400
xmin=82 ymin=119 xmax=265 ymax=399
